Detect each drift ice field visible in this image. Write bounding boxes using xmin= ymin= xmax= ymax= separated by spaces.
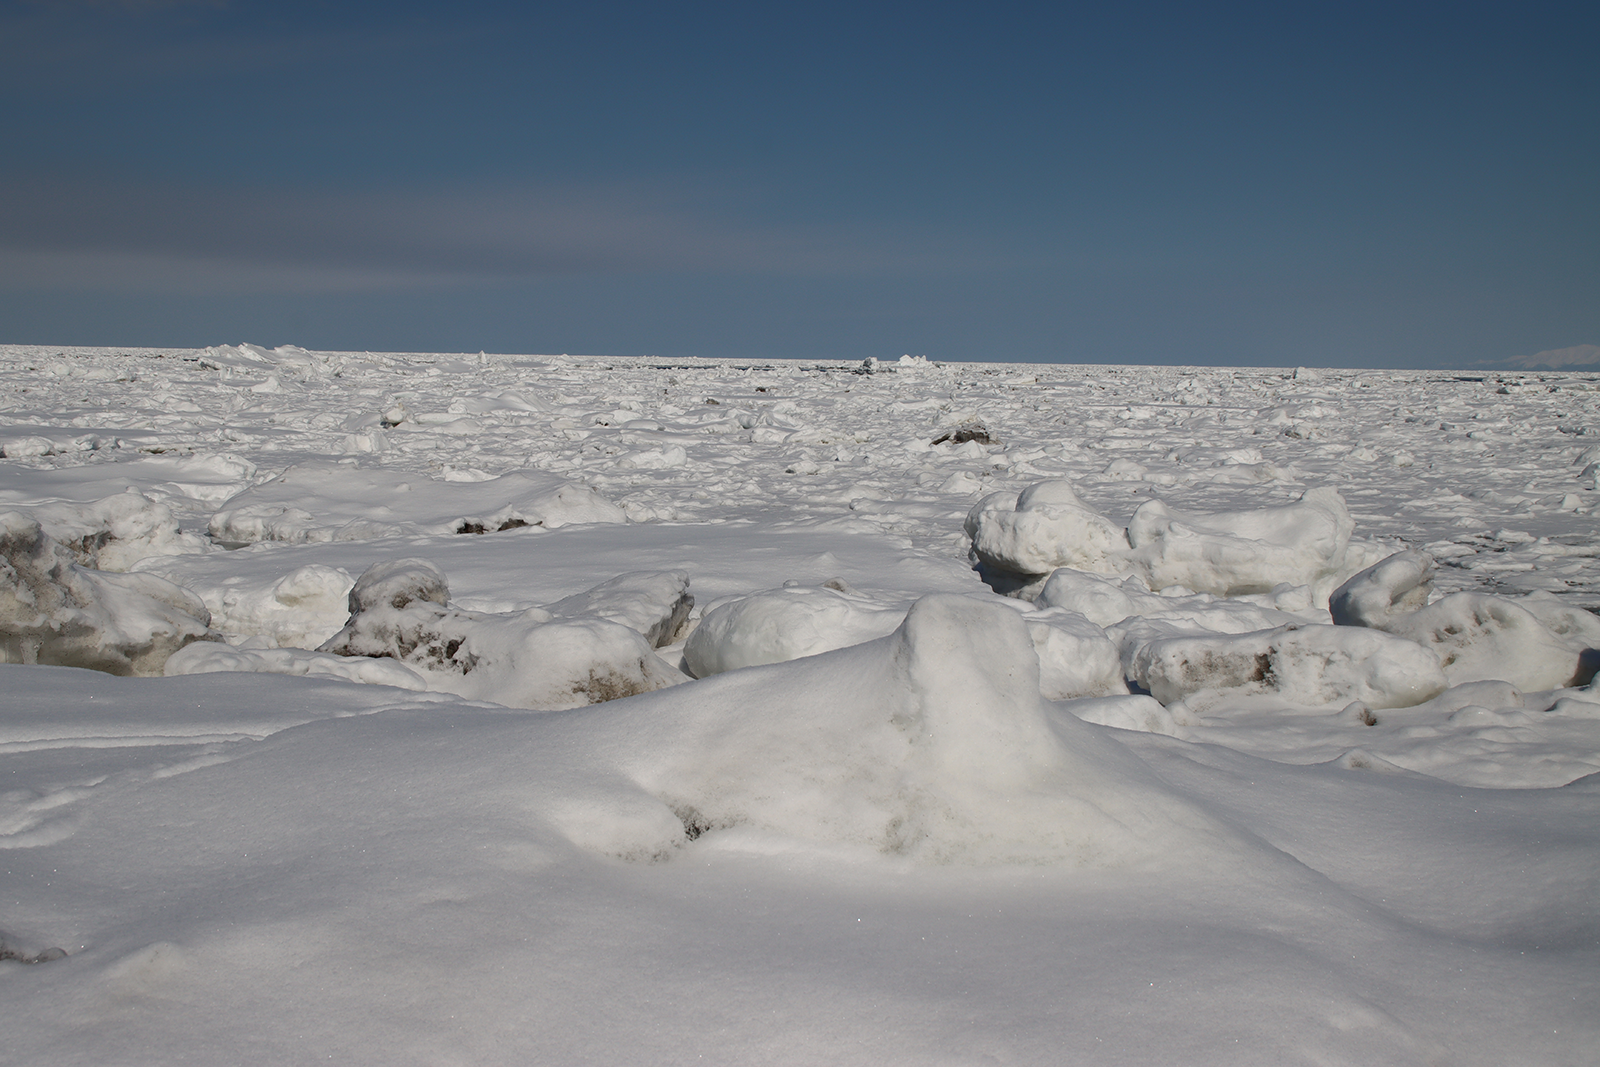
xmin=1 ymin=342 xmax=1597 ymax=1065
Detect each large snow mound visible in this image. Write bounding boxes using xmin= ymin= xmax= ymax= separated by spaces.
xmin=209 ymin=462 xmax=626 ymax=544
xmin=1330 ymin=553 xmax=1600 ymax=690
xmin=624 ymin=594 xmax=1231 ymax=865
xmin=1328 ymin=549 xmax=1436 ymax=628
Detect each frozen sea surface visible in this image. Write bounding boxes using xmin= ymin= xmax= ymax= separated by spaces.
xmin=1 ymin=344 xmax=1597 ymax=1065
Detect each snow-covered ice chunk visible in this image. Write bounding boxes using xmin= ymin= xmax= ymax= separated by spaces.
xmin=209 ymin=462 xmax=625 ymax=544
xmin=1022 ymin=607 xmax=1128 ymax=699
xmin=140 ymin=563 xmax=357 ymax=649
xmin=1034 ymin=567 xmax=1145 ymax=626
xmin=1382 ymin=593 xmax=1594 ymax=691
xmin=27 ymin=491 xmax=208 ymax=571
xmin=0 ymin=513 xmax=216 ymax=676
xmin=1517 ymin=591 xmax=1600 ymax=661
xmin=546 ymin=570 xmax=693 ymax=648
xmin=318 ymin=559 xmax=686 ymax=709
xmin=683 ymin=584 xmax=906 ymax=677
xmin=1125 ymin=623 xmax=1448 ymax=709
xmin=632 ymin=594 xmax=1227 ymax=865
xmin=346 ymin=557 xmax=450 ymax=614
xmin=1125 ymin=486 xmax=1357 ymax=600
xmin=1328 ymin=550 xmax=1435 ymax=628
xmin=964 ymin=479 xmax=1130 ymax=577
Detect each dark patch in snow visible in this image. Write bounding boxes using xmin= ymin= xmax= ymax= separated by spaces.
xmin=455 ymin=518 xmax=535 ymax=535
xmin=931 ymin=422 xmax=993 ymax=446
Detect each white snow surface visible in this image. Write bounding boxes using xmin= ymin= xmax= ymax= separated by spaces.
xmin=2 ymin=343 xmax=1599 ymax=1065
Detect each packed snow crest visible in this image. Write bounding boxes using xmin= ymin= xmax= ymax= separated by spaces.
xmin=610 ymin=593 xmax=1229 ymax=866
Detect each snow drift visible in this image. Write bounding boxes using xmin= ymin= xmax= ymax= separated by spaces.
xmin=209 ymin=462 xmax=626 ymax=544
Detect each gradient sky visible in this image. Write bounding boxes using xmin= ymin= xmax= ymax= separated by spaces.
xmin=2 ymin=0 xmax=1596 ymax=366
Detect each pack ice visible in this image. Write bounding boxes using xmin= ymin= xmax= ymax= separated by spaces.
xmin=2 ymin=344 xmax=1598 ymax=1066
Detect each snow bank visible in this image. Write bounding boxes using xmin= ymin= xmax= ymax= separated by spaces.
xmin=317 ymin=559 xmax=686 ymax=709
xmin=0 ymin=512 xmax=216 ymax=675
xmin=209 ymin=462 xmax=625 ymax=544
xmin=629 ymin=594 xmax=1228 ymax=865
xmin=1125 ymin=622 xmax=1448 ymax=709
xmin=545 ymin=570 xmax=693 ymax=648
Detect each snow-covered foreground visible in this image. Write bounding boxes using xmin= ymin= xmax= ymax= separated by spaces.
xmin=2 ymin=343 xmax=1598 ymax=1065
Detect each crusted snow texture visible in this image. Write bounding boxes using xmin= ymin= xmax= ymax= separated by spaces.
xmin=209 ymin=462 xmax=626 ymax=544
xmin=0 ymin=512 xmax=216 ymax=676
xmin=319 ymin=559 xmax=685 ymax=709
xmin=1124 ymin=486 xmax=1358 ymax=600
xmin=1381 ymin=592 xmax=1594 ymax=691
xmin=27 ymin=491 xmax=208 ymax=571
xmin=626 ymin=593 xmax=1230 ymax=866
xmin=164 ymin=643 xmax=427 ymax=688
xmin=546 ymin=570 xmax=693 ymax=648
xmin=1125 ymin=622 xmax=1448 ymax=709
xmin=963 ymin=480 xmax=1131 ymax=577
xmin=1329 ymin=550 xmax=1436 ymax=628
xmin=683 ymin=585 xmax=906 ymax=678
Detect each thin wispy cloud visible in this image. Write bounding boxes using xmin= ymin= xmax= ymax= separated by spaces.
xmin=0 ymin=175 xmax=1004 ymax=293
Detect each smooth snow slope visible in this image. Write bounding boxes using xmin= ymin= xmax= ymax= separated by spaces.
xmin=1 ymin=344 xmax=1597 ymax=1066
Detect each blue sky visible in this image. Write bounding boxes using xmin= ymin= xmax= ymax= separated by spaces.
xmin=1 ymin=0 xmax=1595 ymax=366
